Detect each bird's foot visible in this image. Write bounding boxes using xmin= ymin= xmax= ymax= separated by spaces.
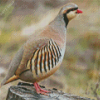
xmin=33 ymin=82 xmax=50 ymax=95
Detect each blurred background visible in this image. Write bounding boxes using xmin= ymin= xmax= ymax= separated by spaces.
xmin=0 ymin=0 xmax=100 ymax=99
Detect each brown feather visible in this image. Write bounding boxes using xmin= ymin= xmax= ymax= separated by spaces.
xmin=4 ymin=75 xmax=19 ymax=85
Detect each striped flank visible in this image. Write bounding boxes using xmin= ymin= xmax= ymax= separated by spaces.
xmin=27 ymin=39 xmax=61 ymax=76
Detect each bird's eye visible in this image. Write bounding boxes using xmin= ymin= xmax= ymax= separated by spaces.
xmin=66 ymin=7 xmax=78 ymax=14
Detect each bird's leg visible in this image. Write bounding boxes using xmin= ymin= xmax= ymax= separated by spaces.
xmin=36 ymin=82 xmax=50 ymax=93
xmin=33 ymin=82 xmax=50 ymax=95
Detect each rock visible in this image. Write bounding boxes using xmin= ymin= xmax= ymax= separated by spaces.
xmin=6 ymin=82 xmax=91 ymax=100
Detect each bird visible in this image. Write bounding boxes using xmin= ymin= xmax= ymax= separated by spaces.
xmin=0 ymin=3 xmax=82 ymax=95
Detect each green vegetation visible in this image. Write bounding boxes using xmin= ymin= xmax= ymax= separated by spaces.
xmin=64 ymin=32 xmax=100 ymax=99
xmin=79 ymin=32 xmax=100 ymax=50
xmin=0 ymin=3 xmax=14 ymax=21
xmin=23 ymin=15 xmax=39 ymax=25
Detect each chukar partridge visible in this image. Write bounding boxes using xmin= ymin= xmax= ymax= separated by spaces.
xmin=0 ymin=3 xmax=82 ymax=94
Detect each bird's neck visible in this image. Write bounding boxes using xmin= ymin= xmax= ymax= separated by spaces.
xmin=49 ymin=14 xmax=68 ymax=39
xmin=63 ymin=14 xmax=69 ymax=27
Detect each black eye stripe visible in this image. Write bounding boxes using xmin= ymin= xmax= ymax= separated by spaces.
xmin=67 ymin=7 xmax=78 ymax=13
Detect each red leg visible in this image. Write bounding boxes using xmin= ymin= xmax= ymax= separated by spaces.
xmin=33 ymin=82 xmax=40 ymax=93
xmin=33 ymin=82 xmax=50 ymax=95
xmin=36 ymin=83 xmax=50 ymax=93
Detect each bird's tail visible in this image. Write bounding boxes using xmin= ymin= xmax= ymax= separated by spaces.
xmin=0 ymin=75 xmax=19 ymax=88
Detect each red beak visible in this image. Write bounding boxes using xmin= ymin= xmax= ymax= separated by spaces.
xmin=77 ymin=9 xmax=83 ymax=14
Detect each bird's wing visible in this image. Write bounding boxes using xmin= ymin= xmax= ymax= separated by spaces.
xmin=1 ymin=38 xmax=50 ymax=86
xmin=15 ymin=37 xmax=61 ymax=76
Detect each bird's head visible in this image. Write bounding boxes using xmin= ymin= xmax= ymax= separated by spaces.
xmin=60 ymin=3 xmax=83 ymax=22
